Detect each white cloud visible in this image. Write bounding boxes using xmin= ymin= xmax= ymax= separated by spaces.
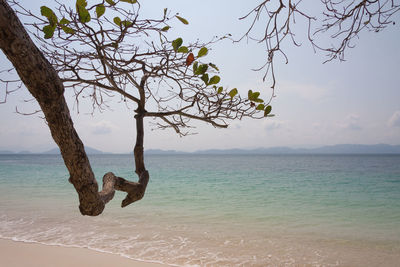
xmin=91 ymin=120 xmax=118 ymax=135
xmin=264 ymin=120 xmax=285 ymax=131
xmin=228 ymin=121 xmax=242 ymax=130
xmin=280 ymin=81 xmax=329 ymax=101
xmin=311 ymin=123 xmax=322 ymax=130
xmin=388 ymin=111 xmax=400 ymax=127
xmin=339 ymin=114 xmax=362 ymax=131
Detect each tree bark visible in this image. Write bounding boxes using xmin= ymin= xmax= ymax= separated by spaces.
xmin=0 ymin=0 xmax=148 ymax=215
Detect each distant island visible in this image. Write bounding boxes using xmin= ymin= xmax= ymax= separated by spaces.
xmin=41 ymin=147 xmax=104 ymax=155
xmin=0 ymin=146 xmax=104 ymax=155
xmin=1 ymin=144 xmax=400 ymax=155
xmin=145 ymin=144 xmax=400 ymax=155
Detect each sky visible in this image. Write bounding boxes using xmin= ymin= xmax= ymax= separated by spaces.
xmin=1 ymin=0 xmax=399 ymax=153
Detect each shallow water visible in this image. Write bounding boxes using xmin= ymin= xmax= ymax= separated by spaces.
xmin=1 ymin=154 xmax=399 ymax=266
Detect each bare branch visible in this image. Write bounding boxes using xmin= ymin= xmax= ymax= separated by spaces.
xmin=238 ymin=0 xmax=316 ymax=91
xmin=239 ymin=0 xmax=399 ymax=87
xmin=0 ymin=67 xmax=23 ymax=103
xmin=15 ymin=106 xmax=41 ymax=116
xmin=316 ymin=0 xmax=400 ymax=62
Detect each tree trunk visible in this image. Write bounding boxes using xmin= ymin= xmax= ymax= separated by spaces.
xmin=0 ymin=0 xmax=148 ymax=215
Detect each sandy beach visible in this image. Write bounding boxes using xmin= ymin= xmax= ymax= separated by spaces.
xmin=0 ymin=239 xmax=168 ymax=267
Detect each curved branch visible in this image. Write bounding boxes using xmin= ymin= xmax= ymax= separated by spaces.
xmin=0 ymin=0 xmax=148 ymax=216
xmin=99 ymin=171 xmax=149 ymax=207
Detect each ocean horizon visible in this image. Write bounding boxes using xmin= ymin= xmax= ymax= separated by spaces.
xmin=2 ymin=143 xmax=400 ymax=155
xmin=1 ymin=153 xmax=399 ymax=266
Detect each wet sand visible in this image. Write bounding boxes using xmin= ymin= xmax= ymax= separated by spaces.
xmin=0 ymin=238 xmax=168 ymax=267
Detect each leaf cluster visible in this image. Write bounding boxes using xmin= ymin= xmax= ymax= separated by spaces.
xmin=37 ymin=0 xmax=272 ymax=135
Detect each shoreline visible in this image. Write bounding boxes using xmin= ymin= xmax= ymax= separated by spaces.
xmin=0 ymin=238 xmax=169 ymax=267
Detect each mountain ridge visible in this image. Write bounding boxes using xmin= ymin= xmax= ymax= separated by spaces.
xmin=1 ymin=144 xmax=400 ymax=155
xmin=145 ymin=144 xmax=400 ymax=155
xmin=0 ymin=146 xmax=104 ymax=155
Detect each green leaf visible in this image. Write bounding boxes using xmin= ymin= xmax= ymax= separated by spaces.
xmin=201 ymin=74 xmax=209 ymax=85
xmin=229 ymin=88 xmax=238 ymax=98
xmin=209 ymin=63 xmax=219 ymax=71
xmin=256 ymin=104 xmax=265 ymax=111
xmin=172 ymin=38 xmax=183 ymax=52
xmin=264 ymin=105 xmax=272 ymax=116
xmin=76 ymin=0 xmax=87 ymax=8
xmin=176 ymin=15 xmax=189 ymax=25
xmin=177 ymin=46 xmax=189 ymax=53
xmin=120 ymin=0 xmax=137 ymax=3
xmin=163 ymin=8 xmax=168 ymax=17
xmin=96 ymin=4 xmax=106 ymax=18
xmin=193 ymin=61 xmax=198 ymax=73
xmin=105 ymin=0 xmax=116 ymax=5
xmin=76 ymin=2 xmax=91 ymax=23
xmin=62 ymin=26 xmax=75 ymax=34
xmin=248 ymin=90 xmax=253 ymax=100
xmin=40 ymin=6 xmax=53 ymax=17
xmin=161 ymin=26 xmax=171 ymax=32
xmin=217 ymin=87 xmax=223 ymax=94
xmin=59 ymin=18 xmax=70 ymax=25
xmin=197 ymin=47 xmax=208 ymax=58
xmin=114 ymin=16 xmax=122 ymax=26
xmin=80 ymin=10 xmax=91 ymax=23
xmin=195 ymin=64 xmax=208 ymax=75
xmin=248 ymin=90 xmax=259 ymax=101
xmin=209 ymin=75 xmax=220 ymax=85
xmin=40 ymin=6 xmax=58 ymax=26
xmin=42 ymin=24 xmax=56 ymax=39
xmin=248 ymin=90 xmax=263 ymax=103
xmin=121 ymin=20 xmax=133 ymax=27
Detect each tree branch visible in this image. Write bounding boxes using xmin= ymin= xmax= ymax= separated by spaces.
xmin=0 ymin=0 xmax=149 ymax=216
xmin=239 ymin=0 xmax=399 ymax=88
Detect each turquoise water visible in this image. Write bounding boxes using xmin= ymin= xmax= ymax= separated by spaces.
xmin=1 ymin=154 xmax=400 ymax=266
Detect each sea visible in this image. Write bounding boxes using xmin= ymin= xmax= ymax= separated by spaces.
xmin=0 ymin=153 xmax=399 ymax=266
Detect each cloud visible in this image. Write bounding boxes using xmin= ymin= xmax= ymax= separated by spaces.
xmin=280 ymin=81 xmax=329 ymax=101
xmin=311 ymin=123 xmax=322 ymax=130
xmin=388 ymin=111 xmax=400 ymax=127
xmin=91 ymin=120 xmax=117 ymax=135
xmin=339 ymin=114 xmax=362 ymax=131
xmin=229 ymin=121 xmax=242 ymax=130
xmin=264 ymin=120 xmax=285 ymax=131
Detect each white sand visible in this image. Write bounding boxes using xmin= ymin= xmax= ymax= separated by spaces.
xmin=0 ymin=238 xmax=169 ymax=267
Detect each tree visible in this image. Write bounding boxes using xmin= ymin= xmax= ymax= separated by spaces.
xmin=0 ymin=0 xmax=271 ymax=215
xmin=2 ymin=0 xmax=396 ymax=216
xmin=240 ymin=0 xmax=399 ymax=89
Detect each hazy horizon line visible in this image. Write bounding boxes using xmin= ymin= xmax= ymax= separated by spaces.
xmin=1 ymin=143 xmax=400 ymax=155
